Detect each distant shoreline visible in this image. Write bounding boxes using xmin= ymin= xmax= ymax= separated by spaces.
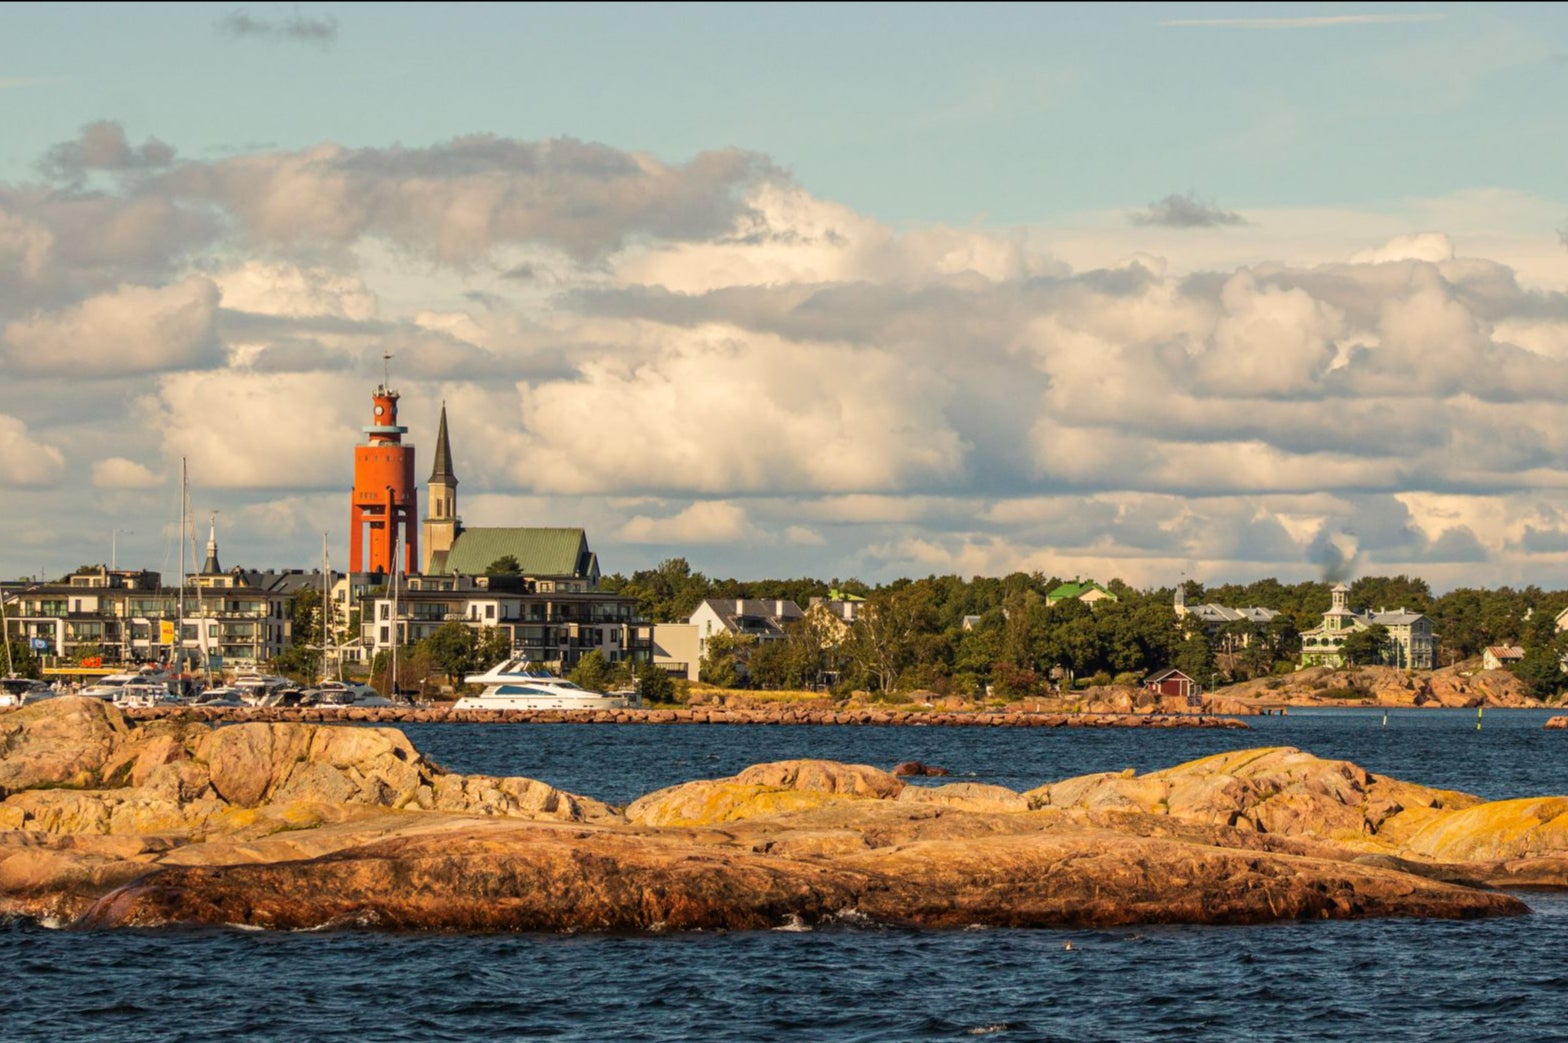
xmin=115 ymin=704 xmax=1250 ymax=729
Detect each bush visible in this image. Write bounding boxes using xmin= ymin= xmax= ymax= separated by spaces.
xmin=1112 ymin=671 xmax=1143 ymax=687
xmin=1319 ymin=686 xmax=1371 ymax=700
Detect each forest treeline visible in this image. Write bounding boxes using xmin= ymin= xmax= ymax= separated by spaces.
xmin=600 ymin=559 xmax=1568 ymax=698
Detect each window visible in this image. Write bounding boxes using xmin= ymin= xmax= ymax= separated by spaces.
xmin=485 ymin=605 xmax=495 ymax=620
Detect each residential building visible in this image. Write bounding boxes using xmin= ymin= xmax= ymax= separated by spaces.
xmin=2 ymin=564 xmax=297 ymax=670
xmin=1483 ymin=645 xmax=1525 ymax=671
xmin=689 ymin=598 xmax=805 ymax=662
xmin=358 ymin=572 xmax=649 ymax=672
xmin=1046 ymin=580 xmax=1118 ymax=606
xmin=651 ymin=623 xmax=700 ymax=682
xmin=1174 ymin=586 xmax=1280 ymax=650
xmin=1298 ymin=583 xmax=1437 ymax=670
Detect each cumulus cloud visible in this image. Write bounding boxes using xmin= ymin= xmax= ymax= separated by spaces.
xmin=1350 ymin=232 xmax=1455 ymax=264
xmin=155 ymin=136 xmax=777 ymax=263
xmin=92 ymin=457 xmax=163 ymax=489
xmin=145 ymin=371 xmax=364 ymax=488
xmin=218 ymin=9 xmax=338 ymax=44
xmin=618 ymin=501 xmax=761 ymax=544
xmin=0 ymin=415 xmax=65 ymax=487
xmin=2 ymin=277 xmax=222 ymax=377
xmin=12 ymin=127 xmax=1568 ymax=585
xmin=40 ymin=121 xmax=176 ymax=181
xmin=513 ymin=329 xmax=967 ymax=495
xmin=1129 ymin=193 xmax=1247 ymax=228
xmin=214 ymin=261 xmax=376 ymax=320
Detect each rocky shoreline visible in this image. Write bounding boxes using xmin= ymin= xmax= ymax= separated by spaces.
xmin=116 ymin=704 xmax=1250 ymax=728
xmin=3 ymin=698 xmax=1561 ymax=934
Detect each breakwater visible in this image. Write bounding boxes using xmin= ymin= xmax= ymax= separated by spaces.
xmin=118 ymin=704 xmax=1250 ymax=728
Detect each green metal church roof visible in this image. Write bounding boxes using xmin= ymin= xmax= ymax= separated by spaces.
xmin=438 ymin=527 xmax=592 ymax=578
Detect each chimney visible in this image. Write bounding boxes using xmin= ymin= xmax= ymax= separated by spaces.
xmin=776 ymin=599 xmax=786 ymax=618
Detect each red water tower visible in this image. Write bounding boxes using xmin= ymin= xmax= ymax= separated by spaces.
xmin=349 ymin=385 xmax=418 ymax=575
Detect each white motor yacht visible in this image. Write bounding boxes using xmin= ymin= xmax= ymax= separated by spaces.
xmin=454 ymin=660 xmax=638 ymax=711
xmin=79 ymin=668 xmax=176 ymax=701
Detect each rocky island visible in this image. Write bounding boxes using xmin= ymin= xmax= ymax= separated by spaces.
xmin=2 ymin=698 xmax=1562 ymax=933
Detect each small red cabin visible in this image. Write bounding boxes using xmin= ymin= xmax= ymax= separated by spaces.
xmin=1144 ymin=668 xmax=1199 ymax=702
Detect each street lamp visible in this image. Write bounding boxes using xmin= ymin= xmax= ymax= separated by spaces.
xmin=111 ymin=529 xmax=133 ymax=571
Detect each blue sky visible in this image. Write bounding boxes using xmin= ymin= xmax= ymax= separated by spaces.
xmin=4 ymin=3 xmax=1568 ymax=590
xmin=8 ymin=3 xmax=1567 ymax=222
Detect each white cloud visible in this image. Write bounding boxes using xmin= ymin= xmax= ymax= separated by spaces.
xmin=0 ymin=415 xmax=65 ymax=487
xmin=3 ymin=277 xmax=221 ymax=376
xmin=618 ymin=501 xmax=760 ymax=544
xmin=91 ymin=457 xmax=162 ymax=489
xmin=145 ymin=371 xmax=365 ymax=488
xmin=215 ymin=262 xmax=377 ymax=320
xmin=11 ymin=130 xmax=1568 ymax=587
xmin=1350 ymin=232 xmax=1455 ymax=265
xmin=513 ymin=326 xmax=967 ymax=495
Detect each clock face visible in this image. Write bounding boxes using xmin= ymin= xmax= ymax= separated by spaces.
xmin=374 ymin=405 xmax=385 ymax=417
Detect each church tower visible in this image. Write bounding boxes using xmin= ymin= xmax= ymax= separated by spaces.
xmin=421 ymin=402 xmax=460 ymax=574
xmin=349 ymin=382 xmax=418 ymax=575
xmin=201 ymin=513 xmax=221 ymax=575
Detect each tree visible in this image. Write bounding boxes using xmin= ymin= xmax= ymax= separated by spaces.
xmin=637 ymin=661 xmax=676 ymax=704
xmin=1 ymin=636 xmax=41 ymax=679
xmin=847 ymin=585 xmax=939 ymax=693
xmin=569 ymin=650 xmax=614 ymax=692
xmin=424 ymin=622 xmax=480 ymax=683
xmin=699 ymin=630 xmax=753 ymax=688
xmin=1173 ymin=632 xmax=1215 ymax=685
xmin=1512 ymin=645 xmax=1565 ymax=700
xmin=485 ymin=555 xmax=522 ymax=576
xmin=1341 ymin=624 xmax=1390 ymax=667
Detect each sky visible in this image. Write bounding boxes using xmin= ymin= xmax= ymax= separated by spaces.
xmin=4 ymin=2 xmax=1568 ymax=592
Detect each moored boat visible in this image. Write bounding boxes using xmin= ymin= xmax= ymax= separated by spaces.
xmin=454 ymin=660 xmax=638 ymax=711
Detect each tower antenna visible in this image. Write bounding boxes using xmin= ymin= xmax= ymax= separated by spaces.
xmin=382 ymin=352 xmax=393 ymax=389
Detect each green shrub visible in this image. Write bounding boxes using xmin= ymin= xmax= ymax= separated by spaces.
xmin=1319 ymin=686 xmax=1371 ymax=700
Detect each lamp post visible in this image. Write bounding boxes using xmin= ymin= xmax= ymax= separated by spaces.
xmin=111 ymin=529 xmax=133 ymax=571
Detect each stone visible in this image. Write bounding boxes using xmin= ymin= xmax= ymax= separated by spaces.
xmin=0 ymin=699 xmax=1550 ymax=933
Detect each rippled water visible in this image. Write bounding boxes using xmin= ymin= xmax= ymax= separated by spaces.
xmin=4 ymin=709 xmax=1564 ymax=1042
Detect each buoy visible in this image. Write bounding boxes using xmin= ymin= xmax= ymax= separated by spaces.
xmin=1477 ymin=705 xmax=1483 ymax=732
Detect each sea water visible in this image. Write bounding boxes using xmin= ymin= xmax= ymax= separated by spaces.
xmin=2 ymin=709 xmax=1563 ymax=1043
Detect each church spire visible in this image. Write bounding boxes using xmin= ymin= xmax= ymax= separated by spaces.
xmin=202 ymin=512 xmax=221 ymax=575
xmin=429 ymin=402 xmax=457 ymax=486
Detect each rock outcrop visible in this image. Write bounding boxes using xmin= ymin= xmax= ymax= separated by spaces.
xmin=0 ymin=698 xmax=1557 ymax=933
xmin=1221 ymin=664 xmax=1544 ymax=709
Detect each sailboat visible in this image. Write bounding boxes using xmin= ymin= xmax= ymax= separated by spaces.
xmin=305 ymin=533 xmax=392 ymax=707
xmin=0 ymin=572 xmax=50 ymax=707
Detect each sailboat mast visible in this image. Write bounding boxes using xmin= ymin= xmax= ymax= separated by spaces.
xmin=177 ymin=458 xmax=187 ymax=671
xmin=388 ymin=532 xmax=402 ymax=698
xmin=321 ymin=532 xmax=336 ymax=682
xmin=1 ymin=567 xmax=12 ymax=678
